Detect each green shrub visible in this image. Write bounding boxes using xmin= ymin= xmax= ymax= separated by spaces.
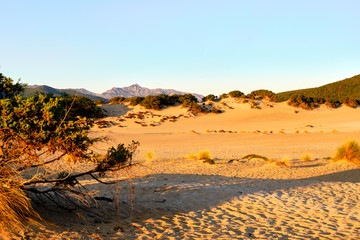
xmin=249 ymin=89 xmax=277 ymax=101
xmin=202 ymin=94 xmax=217 ymax=102
xmin=187 ymin=101 xmax=207 ymax=113
xmin=341 ymin=97 xmax=358 ymax=108
xmin=94 ymin=99 xmax=105 ymax=105
xmin=210 ymin=107 xmax=222 ymax=113
xmin=127 ymin=96 xmax=145 ymax=106
xmin=0 ymin=76 xmax=139 ymax=234
xmin=0 ymin=73 xmax=25 ymax=99
xmin=228 ymin=90 xmax=245 ymax=98
xmin=140 ymin=95 xmax=162 ymax=110
xmin=109 ymin=96 xmax=126 ymax=104
xmin=62 ymin=95 xmax=104 ymax=118
xmin=220 ymin=93 xmax=228 ymax=99
xmin=157 ymin=94 xmax=177 ymax=106
xmin=288 ymin=94 xmax=316 ymax=110
xmin=175 ymin=94 xmax=198 ymax=104
xmin=198 ymin=150 xmax=215 ymax=164
xmin=325 ymin=99 xmax=339 ymax=108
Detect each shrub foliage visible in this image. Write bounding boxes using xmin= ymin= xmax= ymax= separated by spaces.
xmin=0 ymin=74 xmax=138 ymax=233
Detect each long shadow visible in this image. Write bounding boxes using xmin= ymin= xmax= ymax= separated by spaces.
xmin=33 ymin=168 xmax=360 ymax=238
xmin=100 ymin=103 xmax=132 ymax=117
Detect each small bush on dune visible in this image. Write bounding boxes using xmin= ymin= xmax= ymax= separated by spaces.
xmin=109 ymin=96 xmax=126 ymax=104
xmin=301 ymin=154 xmax=312 ymax=161
xmin=333 ymin=139 xmax=360 ymax=165
xmin=127 ymin=96 xmax=145 ymax=106
xmin=220 ymin=93 xmax=228 ymax=99
xmin=249 ymin=89 xmax=277 ymax=102
xmin=228 ymin=90 xmax=245 ymax=98
xmin=272 ymin=158 xmax=290 ymax=167
xmin=288 ymin=94 xmax=316 ymax=110
xmin=202 ymin=94 xmax=217 ymax=102
xmin=341 ymin=97 xmax=358 ymax=108
xmin=140 ymin=95 xmax=163 ymax=110
xmin=198 ymin=150 xmax=215 ymax=164
xmin=93 ymin=99 xmax=105 ymax=105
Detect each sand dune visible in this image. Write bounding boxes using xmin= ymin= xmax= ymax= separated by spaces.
xmin=22 ymin=99 xmax=360 ymax=239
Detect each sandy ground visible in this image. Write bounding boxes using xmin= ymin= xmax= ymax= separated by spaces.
xmin=18 ymin=98 xmax=360 ymax=239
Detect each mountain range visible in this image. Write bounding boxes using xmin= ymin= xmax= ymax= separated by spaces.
xmin=24 ymin=74 xmax=360 ymax=103
xmin=24 ymin=84 xmax=204 ymax=101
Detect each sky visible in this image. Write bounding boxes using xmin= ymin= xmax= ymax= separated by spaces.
xmin=1 ymin=0 xmax=359 ymax=96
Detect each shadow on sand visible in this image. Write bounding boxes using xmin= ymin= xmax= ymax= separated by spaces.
xmin=33 ymin=167 xmax=360 ymax=238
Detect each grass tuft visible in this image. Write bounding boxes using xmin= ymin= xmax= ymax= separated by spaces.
xmin=301 ymin=154 xmax=312 ymax=161
xmin=198 ymin=150 xmax=215 ymax=164
xmin=333 ymin=139 xmax=360 ymax=165
xmin=146 ymin=150 xmax=155 ymax=163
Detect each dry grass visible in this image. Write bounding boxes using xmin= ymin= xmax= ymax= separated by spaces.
xmin=301 ymin=154 xmax=312 ymax=161
xmin=187 ymin=153 xmax=198 ymax=160
xmin=146 ymin=150 xmax=155 ymax=163
xmin=198 ymin=150 xmax=215 ymax=164
xmin=0 ymin=184 xmax=42 ymax=237
xmin=271 ymin=158 xmax=290 ymax=167
xmin=333 ymin=139 xmax=360 ymax=165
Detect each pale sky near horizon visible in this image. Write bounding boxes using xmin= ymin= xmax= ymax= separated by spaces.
xmin=1 ymin=0 xmax=359 ymax=96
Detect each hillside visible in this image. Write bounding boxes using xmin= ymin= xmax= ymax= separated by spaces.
xmin=277 ymin=74 xmax=360 ymax=102
xmin=24 ymin=85 xmax=106 ymax=101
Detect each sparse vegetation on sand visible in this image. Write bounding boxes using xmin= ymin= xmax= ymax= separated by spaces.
xmin=146 ymin=150 xmax=155 ymax=163
xmin=241 ymin=154 xmax=269 ymax=161
xmin=333 ymin=139 xmax=360 ymax=165
xmin=198 ymin=150 xmax=215 ymax=164
xmin=229 ymin=154 xmax=289 ymax=167
xmin=187 ymin=152 xmax=198 ymax=160
xmin=272 ymin=158 xmax=290 ymax=167
xmin=301 ymin=154 xmax=312 ymax=161
xmin=248 ymin=89 xmax=277 ymax=102
xmin=187 ymin=151 xmax=215 ymax=164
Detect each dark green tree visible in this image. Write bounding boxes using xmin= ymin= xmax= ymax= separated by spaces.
xmin=0 ymin=73 xmax=26 ymax=99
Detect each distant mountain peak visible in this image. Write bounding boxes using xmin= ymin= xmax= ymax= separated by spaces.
xmin=25 ymin=84 xmax=203 ymax=102
xmin=101 ymin=84 xmax=203 ymax=101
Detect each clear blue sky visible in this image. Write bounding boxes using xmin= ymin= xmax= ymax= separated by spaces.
xmin=1 ymin=0 xmax=359 ymax=95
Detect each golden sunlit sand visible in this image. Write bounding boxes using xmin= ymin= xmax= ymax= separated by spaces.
xmin=24 ymin=99 xmax=360 ymax=239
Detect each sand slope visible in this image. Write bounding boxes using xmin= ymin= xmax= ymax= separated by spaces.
xmin=20 ymin=99 xmax=360 ymax=239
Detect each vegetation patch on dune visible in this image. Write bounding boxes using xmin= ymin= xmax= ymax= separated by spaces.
xmin=333 ymin=139 xmax=360 ymax=165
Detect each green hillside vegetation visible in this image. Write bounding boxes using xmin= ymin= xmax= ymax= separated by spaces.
xmin=277 ymin=74 xmax=360 ymax=103
xmin=109 ymin=93 xmax=213 ymax=113
xmin=249 ymin=89 xmax=277 ymax=101
xmin=23 ymin=85 xmax=106 ymax=101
